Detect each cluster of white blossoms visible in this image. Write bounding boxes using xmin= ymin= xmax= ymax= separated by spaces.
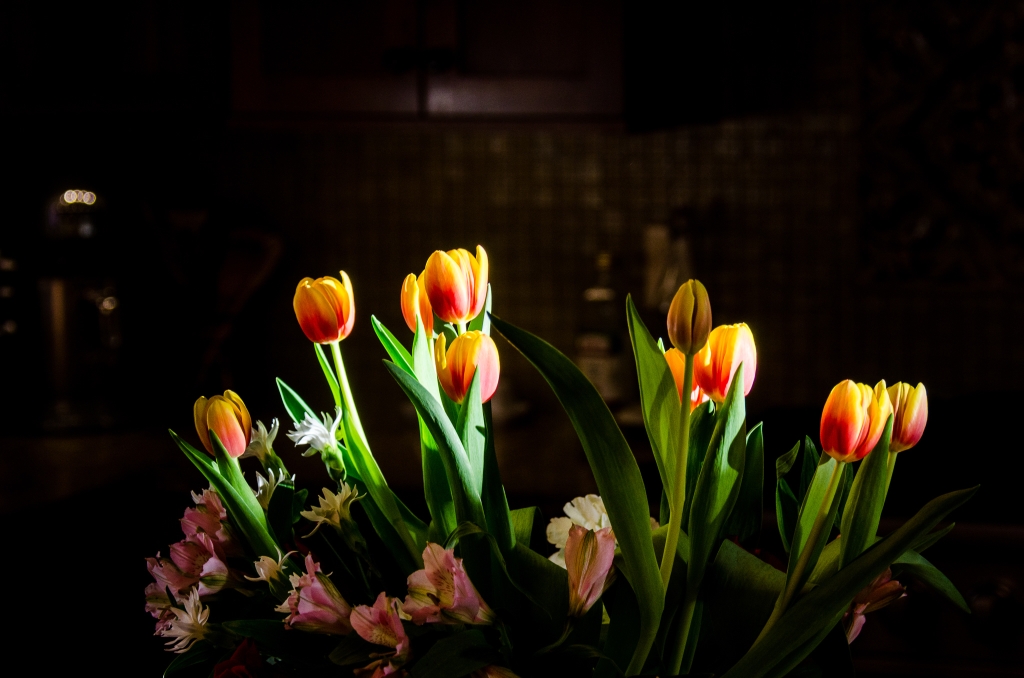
xmin=545 ymin=494 xmax=659 ymax=568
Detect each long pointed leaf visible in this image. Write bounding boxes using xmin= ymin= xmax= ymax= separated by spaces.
xmin=468 ymin=285 xmax=493 ymax=335
xmin=457 ymin=370 xmax=486 ymax=495
xmin=491 ymin=315 xmax=664 ymax=676
xmin=371 ymin=315 xmax=414 ymax=375
xmin=482 ymin=402 xmax=514 ymax=552
xmin=894 ymin=548 xmax=969 ymax=613
xmin=683 ymin=401 xmax=717 ymax=527
xmin=725 ymin=422 xmax=764 ymax=544
xmin=840 ymin=417 xmax=894 ymax=567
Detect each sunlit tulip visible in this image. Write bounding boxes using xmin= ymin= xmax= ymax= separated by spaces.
xmin=820 ymin=380 xmax=893 ymax=463
xmin=401 ymin=272 xmax=434 ymax=335
xmin=887 ymin=382 xmax=928 ymax=453
xmin=667 ymin=279 xmax=712 ymax=355
xmin=693 ymin=323 xmax=757 ymax=403
xmin=565 ymin=524 xmax=616 ymax=617
xmin=665 ymin=348 xmax=711 ymax=410
xmin=194 ymin=391 xmax=252 ymax=458
xmin=434 ymin=331 xmax=500 ymax=404
xmin=423 ymin=245 xmax=488 ymax=325
xmin=293 ymin=272 xmax=355 ymax=344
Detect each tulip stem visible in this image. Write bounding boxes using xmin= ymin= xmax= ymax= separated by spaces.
xmin=667 ymin=591 xmax=698 ymax=675
xmin=884 ymin=450 xmax=897 ymax=498
xmin=457 ymin=321 xmax=467 ymax=335
xmin=330 ymin=341 xmax=367 ymax=442
xmin=660 ymin=353 xmax=694 ymax=591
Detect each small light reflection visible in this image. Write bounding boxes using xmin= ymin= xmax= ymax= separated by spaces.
xmin=98 ymin=296 xmax=118 ymax=314
xmin=61 ymin=189 xmax=98 ymax=205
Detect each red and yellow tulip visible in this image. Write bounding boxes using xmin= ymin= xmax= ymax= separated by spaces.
xmin=423 ymin=246 xmax=488 ymax=325
xmin=887 ymin=382 xmax=927 ymax=453
xmin=820 ymin=380 xmax=893 ymax=463
xmin=434 ymin=330 xmax=500 ymax=404
xmin=666 ymin=279 xmax=711 ymax=355
xmin=693 ymin=323 xmax=757 ymax=403
xmin=293 ymin=273 xmax=355 ymax=344
xmin=194 ymin=390 xmax=251 ymax=458
xmin=400 ymin=272 xmax=433 ymax=335
xmin=665 ymin=347 xmax=711 ymax=411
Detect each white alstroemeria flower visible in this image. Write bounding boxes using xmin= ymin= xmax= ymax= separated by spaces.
xmin=245 ymin=548 xmax=295 ymax=585
xmin=300 ymin=483 xmax=361 ymax=537
xmin=287 ymin=408 xmax=342 ymax=456
xmin=159 ymin=588 xmax=210 ymax=653
xmin=546 ymin=494 xmax=659 ymax=568
xmin=243 ymin=418 xmax=279 ymax=462
xmin=253 ymin=467 xmax=295 ymax=510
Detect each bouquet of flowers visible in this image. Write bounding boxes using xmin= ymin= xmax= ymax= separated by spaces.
xmin=145 ymin=245 xmax=974 ymax=677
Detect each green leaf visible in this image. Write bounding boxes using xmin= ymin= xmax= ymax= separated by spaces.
xmin=776 ymin=477 xmax=798 ymax=553
xmin=894 ymin=548 xmax=970 ymax=613
xmin=912 ymin=522 xmax=955 ymax=554
xmin=840 ymin=416 xmax=894 ymax=567
xmin=834 ymin=462 xmax=854 ymax=528
xmin=725 ymin=422 xmax=764 ymax=545
xmin=163 ymin=640 xmax=219 ymax=677
xmin=683 ymin=400 xmax=717 ymax=528
xmin=595 ymin=572 xmax=640 ymax=678
xmin=314 ymin=343 xmax=341 ymax=405
xmin=782 ymin=452 xmax=843 ymax=600
xmin=776 ymin=441 xmax=800 ymax=479
xmin=510 ymin=506 xmax=545 ymax=550
xmin=482 ymin=402 xmax=515 ymax=553
xmin=687 ymin=363 xmax=747 ymax=598
xmin=266 ymin=478 xmax=297 ymax=547
xmin=457 ymin=370 xmax=487 ymax=495
xmin=626 ymin=295 xmax=681 ymax=504
xmin=722 ymin=485 xmax=978 ymax=678
xmin=170 ymin=430 xmax=279 ymax=559
xmin=409 ymin=630 xmax=498 ymax=678
xmin=371 ymin=314 xmax=415 ymax=375
xmin=384 ymin=361 xmax=486 ymax=528
xmin=328 ymin=634 xmax=375 ymax=667
xmin=468 ymin=284 xmax=493 ymax=335
xmin=799 ymin=437 xmax=818 ymax=500
xmin=276 ymin=377 xmax=316 ymax=425
xmin=491 ymin=315 xmax=664 ymax=676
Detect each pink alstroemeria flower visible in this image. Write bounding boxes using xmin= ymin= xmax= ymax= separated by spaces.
xmin=276 ymin=554 xmax=353 ymax=635
xmin=181 ymin=489 xmax=241 ymax=558
xmin=145 ymin=582 xmax=176 ymax=634
xmin=844 ymin=568 xmax=906 ymax=643
xmin=168 ymin=532 xmax=233 ymax=596
xmin=565 ymin=524 xmax=616 ymax=617
xmin=146 ymin=552 xmax=199 ymax=596
xmin=403 ymin=543 xmax=494 ymax=626
xmin=470 ymin=667 xmax=521 ymax=678
xmin=351 ymin=592 xmax=410 ymax=678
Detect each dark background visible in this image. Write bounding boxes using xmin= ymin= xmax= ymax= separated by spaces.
xmin=1 ymin=1 xmax=1022 ymax=676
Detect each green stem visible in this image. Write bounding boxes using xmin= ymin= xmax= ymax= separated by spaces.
xmin=330 ymin=341 xmax=366 ymax=441
xmin=884 ymin=450 xmax=897 ymax=498
xmin=659 ymin=353 xmax=694 ymax=590
xmin=667 ymin=592 xmax=698 ymax=674
xmin=755 ymin=461 xmax=844 ymax=644
xmin=457 ymin=320 xmax=467 ymax=335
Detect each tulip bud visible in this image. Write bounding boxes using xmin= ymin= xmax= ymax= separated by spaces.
xmin=434 ymin=330 xmax=500 ymax=404
xmin=194 ymin=391 xmax=252 ymax=458
xmin=293 ymin=272 xmax=355 ymax=344
xmin=400 ymin=272 xmax=434 ymax=335
xmin=693 ymin=323 xmax=757 ymax=403
xmin=423 ymin=245 xmax=488 ymax=325
xmin=887 ymin=382 xmax=927 ymax=453
xmin=820 ymin=379 xmax=893 ymax=463
xmin=664 ymin=347 xmax=711 ymax=410
xmin=565 ymin=524 xmax=616 ymax=617
xmin=667 ymin=279 xmax=712 ymax=355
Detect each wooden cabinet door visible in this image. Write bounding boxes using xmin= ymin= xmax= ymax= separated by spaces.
xmin=231 ymin=0 xmax=419 ymax=116
xmin=423 ymin=0 xmax=622 ymax=117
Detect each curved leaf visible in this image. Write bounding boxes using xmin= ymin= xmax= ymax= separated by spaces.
xmin=725 ymin=422 xmax=764 ymax=545
xmin=840 ymin=417 xmax=894 ymax=567
xmin=371 ymin=315 xmax=415 ymax=375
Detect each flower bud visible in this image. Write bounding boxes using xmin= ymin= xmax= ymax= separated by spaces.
xmin=293 ymin=272 xmax=355 ymax=344
xmin=666 ymin=279 xmax=711 ymax=355
xmin=565 ymin=524 xmax=616 ymax=617
xmin=194 ymin=391 xmax=252 ymax=458
xmin=423 ymin=245 xmax=488 ymax=325
xmin=887 ymin=382 xmax=927 ymax=453
xmin=400 ymin=272 xmax=434 ymax=335
xmin=434 ymin=331 xmax=500 ymax=404
xmin=693 ymin=323 xmax=757 ymax=403
xmin=664 ymin=347 xmax=711 ymax=410
xmin=820 ymin=380 xmax=893 ymax=463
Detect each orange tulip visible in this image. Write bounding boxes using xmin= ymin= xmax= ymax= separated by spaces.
xmin=434 ymin=330 xmax=500 ymax=404
xmin=400 ymin=272 xmax=433 ymax=335
xmin=820 ymin=380 xmax=893 ymax=463
xmin=665 ymin=347 xmax=711 ymax=411
xmin=194 ymin=390 xmax=252 ymax=458
xmin=293 ymin=272 xmax=355 ymax=344
xmin=423 ymin=246 xmax=488 ymax=325
xmin=693 ymin=323 xmax=757 ymax=403
xmin=887 ymin=382 xmax=928 ymax=453
xmin=666 ymin=279 xmax=711 ymax=355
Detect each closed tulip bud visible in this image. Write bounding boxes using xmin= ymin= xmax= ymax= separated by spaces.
xmin=434 ymin=330 xmax=500 ymax=404
xmin=664 ymin=347 xmax=711 ymax=411
xmin=667 ymin=279 xmax=712 ymax=355
xmin=400 ymin=272 xmax=434 ymax=335
xmin=423 ymin=245 xmax=488 ymax=325
xmin=887 ymin=382 xmax=927 ymax=453
xmin=293 ymin=272 xmax=355 ymax=344
xmin=693 ymin=323 xmax=757 ymax=403
xmin=194 ymin=391 xmax=252 ymax=458
xmin=820 ymin=380 xmax=893 ymax=463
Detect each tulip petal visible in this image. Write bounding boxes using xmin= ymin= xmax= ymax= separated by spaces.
xmin=294 ymin=278 xmax=342 ymax=343
xmin=206 ymin=396 xmax=248 ymax=458
xmin=224 ymin=389 xmax=252 ymax=444
xmin=425 ymin=250 xmax=471 ymax=324
xmin=193 ymin=397 xmax=213 ymax=455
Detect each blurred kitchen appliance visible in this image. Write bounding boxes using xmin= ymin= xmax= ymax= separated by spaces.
xmin=39 ymin=189 xmax=123 ymax=429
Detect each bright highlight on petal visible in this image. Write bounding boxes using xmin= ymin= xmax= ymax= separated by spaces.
xmin=820 ymin=379 xmax=893 ymax=462
xmin=665 ymin=348 xmax=711 ymax=410
xmin=293 ymin=272 xmax=355 ymax=344
xmin=401 ymin=271 xmax=434 ymax=335
xmin=434 ymin=330 xmax=500 ymax=404
xmin=423 ymin=245 xmax=488 ymax=325
xmin=693 ymin=323 xmax=757 ymax=403
xmin=887 ymin=382 xmax=928 ymax=453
